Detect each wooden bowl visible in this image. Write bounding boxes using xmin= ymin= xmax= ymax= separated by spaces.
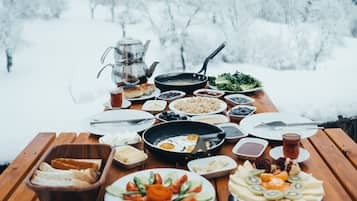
xmin=25 ymin=144 xmax=114 ymax=201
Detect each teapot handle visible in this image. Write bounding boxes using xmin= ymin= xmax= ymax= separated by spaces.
xmin=97 ymin=64 xmax=114 ymax=79
xmin=100 ymin=47 xmax=116 ymax=64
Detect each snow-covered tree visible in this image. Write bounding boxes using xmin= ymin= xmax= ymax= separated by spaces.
xmin=15 ymin=0 xmax=67 ymax=19
xmin=115 ymin=0 xmax=143 ymax=37
xmin=89 ymin=0 xmax=118 ymax=21
xmin=0 ymin=0 xmax=22 ymax=73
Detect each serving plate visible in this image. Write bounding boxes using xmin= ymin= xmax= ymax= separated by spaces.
xmin=103 ymin=98 xmax=132 ymax=110
xmin=208 ymin=84 xmax=263 ymax=94
xmin=85 ymin=110 xmax=155 ymax=135
xmin=127 ymin=88 xmax=161 ymax=101
xmin=269 ymin=146 xmax=310 ymax=163
xmin=104 ymin=168 xmax=216 ymax=201
xmin=169 ymin=97 xmax=227 ymax=116
xmin=239 ymin=112 xmax=318 ymax=141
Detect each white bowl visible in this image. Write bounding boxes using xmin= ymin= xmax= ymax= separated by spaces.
xmin=187 ymin=155 xmax=237 ymax=179
xmin=232 ymin=137 xmax=268 ymax=159
xmin=191 ymin=114 xmax=229 ymax=125
xmin=142 ymin=100 xmax=167 ymax=112
xmin=227 ymin=105 xmax=256 ymax=122
xmin=193 ymin=89 xmax=224 ymax=98
xmin=156 ymin=90 xmax=186 ymax=101
xmin=224 ymin=94 xmax=255 ymax=105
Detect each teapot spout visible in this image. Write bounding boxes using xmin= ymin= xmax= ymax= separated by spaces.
xmin=146 ymin=61 xmax=159 ymax=78
xmin=143 ymin=40 xmax=151 ymax=58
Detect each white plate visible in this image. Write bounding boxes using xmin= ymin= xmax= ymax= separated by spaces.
xmin=208 ymin=84 xmax=262 ymax=94
xmin=127 ymin=88 xmax=161 ymax=101
xmin=155 ymin=111 xmax=191 ymax=122
xmin=230 ymin=171 xmax=323 ymax=201
xmin=169 ymin=97 xmax=227 ymax=116
xmin=232 ymin=137 xmax=268 ymax=159
xmin=269 ymin=146 xmax=310 ymax=163
xmin=224 ymin=94 xmax=255 ymax=105
xmin=85 ymin=110 xmax=155 ymax=135
xmin=104 ymin=168 xmax=216 ymax=201
xmin=239 ymin=112 xmax=318 ymax=141
xmin=191 ymin=114 xmax=229 ymax=124
xmin=187 ymin=155 xmax=237 ymax=179
xmin=103 ymin=98 xmax=132 ymax=110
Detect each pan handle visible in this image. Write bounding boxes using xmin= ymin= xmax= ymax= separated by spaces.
xmin=198 ymin=42 xmax=226 ymax=75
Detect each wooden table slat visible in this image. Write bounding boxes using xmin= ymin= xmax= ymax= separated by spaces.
xmin=324 ymin=128 xmax=357 ymax=168
xmin=7 ymin=133 xmax=78 ymax=201
xmin=0 ymin=133 xmax=55 ymax=201
xmin=309 ymin=130 xmax=357 ymax=200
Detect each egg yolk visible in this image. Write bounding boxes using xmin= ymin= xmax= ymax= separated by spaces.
xmin=186 ymin=134 xmax=199 ymax=141
xmin=159 ymin=142 xmax=175 ymax=150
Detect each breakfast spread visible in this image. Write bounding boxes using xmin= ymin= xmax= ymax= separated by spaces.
xmin=170 ymin=97 xmax=226 ymax=115
xmin=229 ymin=158 xmax=324 ymax=201
xmin=30 ymin=158 xmax=102 ymax=187
xmin=114 ymin=146 xmax=148 ymax=167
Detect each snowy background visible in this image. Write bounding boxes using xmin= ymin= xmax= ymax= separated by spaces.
xmin=1 ymin=0 xmax=357 ymax=163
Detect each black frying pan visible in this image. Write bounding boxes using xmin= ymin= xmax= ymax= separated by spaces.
xmin=142 ymin=120 xmax=225 ymax=162
xmin=154 ymin=42 xmax=226 ymax=94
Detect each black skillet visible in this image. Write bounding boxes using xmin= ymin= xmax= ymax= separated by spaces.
xmin=142 ymin=120 xmax=225 ymax=162
xmin=154 ymin=42 xmax=226 ymax=94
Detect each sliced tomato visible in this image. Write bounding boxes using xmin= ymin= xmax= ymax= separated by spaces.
xmin=154 ymin=173 xmax=162 ymax=184
xmin=126 ymin=181 xmax=139 ymax=192
xmin=170 ymin=174 xmax=188 ymax=193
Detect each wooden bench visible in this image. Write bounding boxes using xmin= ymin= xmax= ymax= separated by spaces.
xmin=0 ymin=91 xmax=356 ymax=201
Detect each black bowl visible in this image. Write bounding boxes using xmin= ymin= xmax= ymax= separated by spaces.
xmin=142 ymin=120 xmax=225 ymax=162
xmin=154 ymin=73 xmax=207 ymax=94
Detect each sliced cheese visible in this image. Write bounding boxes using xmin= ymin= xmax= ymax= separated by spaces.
xmin=302 ymin=186 xmax=325 ymax=196
xmin=230 ymin=174 xmax=248 ymax=187
xmin=229 ymin=182 xmax=265 ymax=201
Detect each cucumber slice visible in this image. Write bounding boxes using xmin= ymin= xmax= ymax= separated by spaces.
xmin=288 ymin=175 xmax=301 ymax=183
xmin=263 ymin=190 xmax=284 ymax=200
xmin=284 ymin=190 xmax=303 ymax=200
xmin=249 ymin=169 xmax=266 ymax=176
xmin=245 ymin=176 xmax=261 ymax=185
xmin=291 ymin=182 xmax=304 ymax=191
xmin=248 ymin=185 xmax=265 ymax=195
xmin=195 ymin=192 xmax=213 ymax=201
xmin=105 ymin=185 xmax=124 ymax=198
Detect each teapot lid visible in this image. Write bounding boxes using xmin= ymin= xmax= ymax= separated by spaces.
xmin=117 ymin=38 xmax=142 ymax=46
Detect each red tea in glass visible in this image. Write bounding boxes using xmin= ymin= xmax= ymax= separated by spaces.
xmin=282 ymin=133 xmax=300 ymax=159
xmin=110 ymin=88 xmax=122 ymax=108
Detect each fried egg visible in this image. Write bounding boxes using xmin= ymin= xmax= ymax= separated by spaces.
xmin=156 ymin=134 xmax=203 ymax=153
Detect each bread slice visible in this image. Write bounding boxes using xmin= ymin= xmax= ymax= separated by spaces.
xmin=50 ymin=158 xmax=101 ymax=171
xmin=35 ymin=169 xmax=97 ymax=183
xmin=31 ymin=174 xmax=90 ymax=187
xmin=140 ymin=83 xmax=155 ymax=95
xmin=123 ymin=86 xmax=143 ymax=98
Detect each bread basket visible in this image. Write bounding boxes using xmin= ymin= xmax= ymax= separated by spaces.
xmin=25 ymin=144 xmax=114 ymax=201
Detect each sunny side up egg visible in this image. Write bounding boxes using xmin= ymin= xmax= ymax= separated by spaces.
xmin=157 ymin=134 xmax=199 ymax=153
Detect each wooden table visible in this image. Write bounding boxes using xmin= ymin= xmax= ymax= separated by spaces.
xmin=0 ymin=90 xmax=356 ymax=201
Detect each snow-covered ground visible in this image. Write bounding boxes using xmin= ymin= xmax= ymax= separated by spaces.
xmin=0 ymin=0 xmax=357 ymax=163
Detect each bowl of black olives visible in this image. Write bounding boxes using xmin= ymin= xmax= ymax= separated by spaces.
xmin=155 ymin=110 xmax=190 ymax=122
xmin=227 ymin=105 xmax=256 ymax=122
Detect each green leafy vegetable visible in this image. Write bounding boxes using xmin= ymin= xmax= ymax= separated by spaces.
xmin=209 ymin=71 xmax=262 ymax=91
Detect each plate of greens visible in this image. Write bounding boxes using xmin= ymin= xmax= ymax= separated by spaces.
xmin=208 ymin=71 xmax=262 ymax=93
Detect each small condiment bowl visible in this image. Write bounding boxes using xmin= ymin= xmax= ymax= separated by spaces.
xmin=113 ymin=145 xmax=148 ymax=169
xmin=227 ymin=105 xmax=256 ymax=122
xmin=224 ymin=94 xmax=255 ymax=105
xmin=217 ymin=123 xmax=248 ymax=143
xmin=142 ymin=100 xmax=167 ymax=114
xmin=156 ymin=90 xmax=186 ymax=101
xmin=232 ymin=137 xmax=268 ymax=160
xmin=187 ymin=155 xmax=237 ymax=179
xmin=191 ymin=114 xmax=229 ymax=125
xmin=193 ymin=89 xmax=224 ymax=98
